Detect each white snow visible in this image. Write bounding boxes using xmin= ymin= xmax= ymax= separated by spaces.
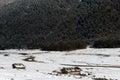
xmin=0 ymin=48 xmax=120 ymax=80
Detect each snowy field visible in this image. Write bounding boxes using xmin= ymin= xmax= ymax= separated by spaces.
xmin=0 ymin=47 xmax=120 ymax=80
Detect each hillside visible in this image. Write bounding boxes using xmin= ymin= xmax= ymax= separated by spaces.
xmin=0 ymin=0 xmax=120 ymax=50
xmin=0 ymin=0 xmax=15 ymax=7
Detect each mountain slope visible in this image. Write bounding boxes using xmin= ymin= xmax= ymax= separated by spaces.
xmin=0 ymin=0 xmax=120 ymax=50
xmin=0 ymin=0 xmax=16 ymax=7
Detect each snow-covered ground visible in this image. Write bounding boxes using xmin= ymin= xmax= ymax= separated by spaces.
xmin=0 ymin=47 xmax=120 ymax=80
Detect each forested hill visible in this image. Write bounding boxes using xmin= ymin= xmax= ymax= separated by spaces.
xmin=0 ymin=0 xmax=120 ymax=51
xmin=0 ymin=0 xmax=15 ymax=7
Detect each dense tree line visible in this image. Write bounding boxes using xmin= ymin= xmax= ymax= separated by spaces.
xmin=0 ymin=0 xmax=120 ymax=50
xmin=92 ymin=39 xmax=120 ymax=48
